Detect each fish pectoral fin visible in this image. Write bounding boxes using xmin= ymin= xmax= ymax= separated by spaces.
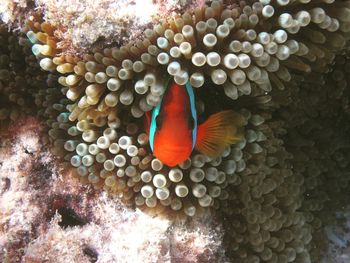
xmin=195 ymin=110 xmax=245 ymax=157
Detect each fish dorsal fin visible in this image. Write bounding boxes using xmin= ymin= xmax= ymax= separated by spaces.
xmin=195 ymin=110 xmax=245 ymax=157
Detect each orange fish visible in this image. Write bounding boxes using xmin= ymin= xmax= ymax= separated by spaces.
xmin=146 ymin=78 xmax=244 ymax=167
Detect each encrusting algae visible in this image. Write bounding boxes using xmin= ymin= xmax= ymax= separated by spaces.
xmin=1 ymin=0 xmax=350 ymax=262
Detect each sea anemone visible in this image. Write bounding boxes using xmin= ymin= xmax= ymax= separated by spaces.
xmin=21 ymin=0 xmax=349 ymax=215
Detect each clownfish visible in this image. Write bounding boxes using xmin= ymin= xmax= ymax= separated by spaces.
xmin=145 ymin=78 xmax=244 ymax=167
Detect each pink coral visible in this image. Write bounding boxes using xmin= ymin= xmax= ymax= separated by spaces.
xmin=0 ymin=0 xmax=34 ymax=27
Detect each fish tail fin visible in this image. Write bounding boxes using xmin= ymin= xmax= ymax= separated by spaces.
xmin=195 ymin=110 xmax=245 ymax=157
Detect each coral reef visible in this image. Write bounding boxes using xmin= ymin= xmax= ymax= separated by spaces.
xmin=34 ymin=0 xmax=197 ymax=52
xmin=1 ymin=0 xmax=350 ymax=262
xmin=0 ymin=0 xmax=33 ymax=26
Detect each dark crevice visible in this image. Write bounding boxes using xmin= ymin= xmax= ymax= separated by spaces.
xmin=1 ymin=177 xmax=10 ymax=192
xmin=83 ymin=246 xmax=98 ymax=263
xmin=24 ymin=147 xmax=34 ymax=155
xmin=57 ymin=207 xmax=87 ymax=228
